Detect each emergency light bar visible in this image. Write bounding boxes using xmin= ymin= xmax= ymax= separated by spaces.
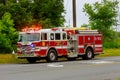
xmin=22 ymin=27 xmax=40 ymax=32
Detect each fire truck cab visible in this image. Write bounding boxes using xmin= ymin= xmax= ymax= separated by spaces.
xmin=16 ymin=27 xmax=103 ymax=63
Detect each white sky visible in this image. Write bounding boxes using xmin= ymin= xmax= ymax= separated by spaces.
xmin=64 ymin=0 xmax=120 ymax=31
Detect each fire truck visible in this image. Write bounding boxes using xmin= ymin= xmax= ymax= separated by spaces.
xmin=16 ymin=27 xmax=103 ymax=63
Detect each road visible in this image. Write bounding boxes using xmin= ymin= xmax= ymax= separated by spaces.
xmin=0 ymin=56 xmax=120 ymax=80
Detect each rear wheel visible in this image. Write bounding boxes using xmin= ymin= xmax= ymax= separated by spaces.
xmin=27 ymin=58 xmax=37 ymax=63
xmin=82 ymin=48 xmax=93 ymax=60
xmin=46 ymin=49 xmax=57 ymax=62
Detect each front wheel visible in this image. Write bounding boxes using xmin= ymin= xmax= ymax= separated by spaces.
xmin=82 ymin=48 xmax=93 ymax=60
xmin=46 ymin=49 xmax=57 ymax=62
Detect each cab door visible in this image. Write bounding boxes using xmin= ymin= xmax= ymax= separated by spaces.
xmin=54 ymin=33 xmax=62 ymax=55
xmin=49 ymin=33 xmax=55 ymax=46
xmin=61 ymin=33 xmax=68 ymax=55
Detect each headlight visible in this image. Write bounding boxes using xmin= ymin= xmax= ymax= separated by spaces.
xmin=17 ymin=48 xmax=21 ymax=51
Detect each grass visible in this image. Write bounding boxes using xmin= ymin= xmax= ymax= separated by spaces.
xmin=0 ymin=48 xmax=120 ymax=64
xmin=98 ymin=48 xmax=120 ymax=57
xmin=0 ymin=54 xmax=27 ymax=64
xmin=118 ymin=78 xmax=120 ymax=80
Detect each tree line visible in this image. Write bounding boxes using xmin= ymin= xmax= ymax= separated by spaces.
xmin=0 ymin=0 xmax=64 ymax=53
xmin=0 ymin=0 xmax=64 ymax=30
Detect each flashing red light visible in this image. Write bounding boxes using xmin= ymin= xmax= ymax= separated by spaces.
xmin=34 ymin=27 xmax=39 ymax=31
xmin=21 ymin=24 xmax=42 ymax=32
xmin=22 ymin=28 xmax=27 ymax=32
xmin=22 ymin=27 xmax=40 ymax=32
xmin=51 ymin=28 xmax=58 ymax=31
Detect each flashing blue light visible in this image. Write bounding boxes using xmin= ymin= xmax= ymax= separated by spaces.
xmin=30 ymin=44 xmax=34 ymax=48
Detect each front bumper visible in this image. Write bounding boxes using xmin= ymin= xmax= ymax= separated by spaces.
xmin=16 ymin=46 xmax=41 ymax=58
xmin=15 ymin=52 xmax=39 ymax=59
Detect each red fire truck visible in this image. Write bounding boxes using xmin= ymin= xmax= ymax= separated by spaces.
xmin=16 ymin=27 xmax=103 ymax=63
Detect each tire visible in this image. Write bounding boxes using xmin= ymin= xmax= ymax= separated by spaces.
xmin=27 ymin=58 xmax=37 ymax=63
xmin=46 ymin=49 xmax=57 ymax=62
xmin=82 ymin=48 xmax=93 ymax=60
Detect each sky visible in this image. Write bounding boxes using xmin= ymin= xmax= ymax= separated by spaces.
xmin=64 ymin=0 xmax=120 ymax=31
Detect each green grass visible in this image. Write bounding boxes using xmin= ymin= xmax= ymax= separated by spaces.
xmin=118 ymin=78 xmax=120 ymax=80
xmin=0 ymin=48 xmax=120 ymax=64
xmin=98 ymin=48 xmax=120 ymax=57
xmin=0 ymin=54 xmax=27 ymax=64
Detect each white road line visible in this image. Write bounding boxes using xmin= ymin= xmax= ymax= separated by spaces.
xmin=81 ymin=60 xmax=114 ymax=64
xmin=47 ymin=64 xmax=64 ymax=68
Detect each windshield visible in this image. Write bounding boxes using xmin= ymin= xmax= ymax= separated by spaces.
xmin=18 ymin=33 xmax=40 ymax=42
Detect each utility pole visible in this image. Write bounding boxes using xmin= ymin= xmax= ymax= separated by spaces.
xmin=72 ymin=0 xmax=76 ymax=27
xmin=3 ymin=0 xmax=7 ymax=5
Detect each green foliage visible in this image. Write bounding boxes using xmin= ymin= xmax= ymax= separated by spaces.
xmin=83 ymin=0 xmax=119 ymax=42
xmin=8 ymin=0 xmax=33 ymax=30
xmin=103 ymin=38 xmax=120 ymax=48
xmin=0 ymin=0 xmax=64 ymax=53
xmin=0 ymin=0 xmax=65 ymax=30
xmin=117 ymin=31 xmax=120 ymax=37
xmin=81 ymin=23 xmax=89 ymax=27
xmin=0 ymin=12 xmax=18 ymax=53
xmin=32 ymin=0 xmax=65 ymax=28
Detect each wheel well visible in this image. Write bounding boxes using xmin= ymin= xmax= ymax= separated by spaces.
xmin=47 ymin=47 xmax=58 ymax=55
xmin=86 ymin=46 xmax=94 ymax=54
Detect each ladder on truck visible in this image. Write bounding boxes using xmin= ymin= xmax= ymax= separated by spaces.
xmin=78 ymin=30 xmax=99 ymax=34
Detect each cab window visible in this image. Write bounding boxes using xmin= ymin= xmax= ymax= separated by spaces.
xmin=41 ymin=33 xmax=47 ymax=40
xmin=50 ymin=33 xmax=54 ymax=40
xmin=63 ymin=33 xmax=67 ymax=40
xmin=55 ymin=33 xmax=60 ymax=40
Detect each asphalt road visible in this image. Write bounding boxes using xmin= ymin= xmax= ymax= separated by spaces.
xmin=0 ymin=57 xmax=120 ymax=80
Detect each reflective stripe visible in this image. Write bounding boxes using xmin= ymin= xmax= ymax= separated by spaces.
xmin=55 ymin=46 xmax=68 ymax=49
xmin=62 ymin=46 xmax=68 ymax=48
xmin=78 ymin=46 xmax=84 ymax=48
xmin=41 ymin=47 xmax=48 ymax=49
xmin=78 ymin=45 xmax=102 ymax=48
xmin=40 ymin=46 xmax=68 ymax=50
xmin=95 ymin=45 xmax=102 ymax=47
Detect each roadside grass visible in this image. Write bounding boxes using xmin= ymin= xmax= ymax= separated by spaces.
xmin=0 ymin=48 xmax=120 ymax=64
xmin=118 ymin=78 xmax=120 ymax=80
xmin=0 ymin=54 xmax=27 ymax=64
xmin=98 ymin=48 xmax=120 ymax=57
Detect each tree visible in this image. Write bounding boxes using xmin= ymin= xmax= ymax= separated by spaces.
xmin=81 ymin=23 xmax=89 ymax=27
xmin=0 ymin=0 xmax=65 ymax=30
xmin=32 ymin=0 xmax=64 ymax=28
xmin=8 ymin=0 xmax=33 ymax=30
xmin=0 ymin=12 xmax=18 ymax=53
xmin=0 ymin=0 xmax=7 ymax=5
xmin=83 ymin=0 xmax=119 ymax=42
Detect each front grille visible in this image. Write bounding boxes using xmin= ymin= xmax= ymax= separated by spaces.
xmin=21 ymin=45 xmax=32 ymax=54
